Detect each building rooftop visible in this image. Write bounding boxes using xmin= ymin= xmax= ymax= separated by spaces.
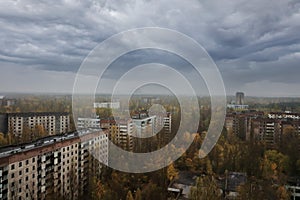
xmin=0 ymin=129 xmax=102 ymax=159
xmin=0 ymin=112 xmax=69 ymax=117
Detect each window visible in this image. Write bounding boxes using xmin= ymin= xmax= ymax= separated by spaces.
xmin=19 ymin=162 xmax=22 ymax=167
xmin=11 ymin=173 xmax=14 ymax=178
xmin=19 ymin=171 xmax=22 ymax=175
xmin=11 ymin=164 xmax=15 ymax=170
xmin=26 ymin=160 xmax=29 ymax=165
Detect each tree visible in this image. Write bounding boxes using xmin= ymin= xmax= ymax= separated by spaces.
xmin=135 ymin=188 xmax=142 ymax=200
xmin=0 ymin=132 xmax=8 ymax=146
xmin=22 ymin=125 xmax=32 ymax=143
xmin=33 ymin=124 xmax=47 ymax=139
xmin=141 ymin=182 xmax=165 ymax=200
xmin=167 ymin=163 xmax=178 ymax=182
xmin=238 ymin=177 xmax=290 ymax=200
xmin=261 ymin=150 xmax=289 ymax=183
xmin=95 ymin=179 xmax=105 ymax=199
xmin=189 ymin=175 xmax=221 ymax=200
xmin=7 ymin=132 xmax=16 ymax=145
xmin=126 ymin=191 xmax=134 ymax=200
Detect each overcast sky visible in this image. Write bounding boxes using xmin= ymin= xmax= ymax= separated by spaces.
xmin=0 ymin=0 xmax=300 ymax=97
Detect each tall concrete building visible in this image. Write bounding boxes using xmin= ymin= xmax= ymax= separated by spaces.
xmin=252 ymin=118 xmax=281 ymax=149
xmin=131 ymin=111 xmax=172 ymax=136
xmin=0 ymin=130 xmax=108 ymax=200
xmin=99 ymin=112 xmax=172 ymax=152
xmin=77 ymin=117 xmax=100 ymax=129
xmin=236 ymin=92 xmax=245 ymax=105
xmin=132 ymin=113 xmax=156 ymax=138
xmin=0 ymin=112 xmax=70 ymax=136
xmin=100 ymin=118 xmax=134 ymax=151
xmin=225 ymin=111 xmax=263 ymax=140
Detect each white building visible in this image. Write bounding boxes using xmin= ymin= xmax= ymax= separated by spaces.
xmin=77 ymin=117 xmax=100 ymax=129
xmin=132 ymin=115 xmax=156 ymax=138
xmin=93 ymin=102 xmax=120 ymax=109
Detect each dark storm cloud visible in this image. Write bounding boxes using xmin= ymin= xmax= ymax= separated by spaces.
xmin=0 ymin=0 xmax=300 ymax=95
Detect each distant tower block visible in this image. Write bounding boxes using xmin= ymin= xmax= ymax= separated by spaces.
xmin=236 ymin=92 xmax=245 ymax=105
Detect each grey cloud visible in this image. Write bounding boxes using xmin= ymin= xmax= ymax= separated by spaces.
xmin=0 ymin=0 xmax=300 ymax=95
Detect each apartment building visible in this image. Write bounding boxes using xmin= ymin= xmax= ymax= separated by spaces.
xmin=225 ymin=111 xmax=263 ymax=140
xmin=99 ymin=111 xmax=172 ymax=152
xmin=93 ymin=102 xmax=120 ymax=109
xmin=252 ymin=118 xmax=281 ymax=149
xmin=132 ymin=113 xmax=156 ymax=138
xmin=0 ymin=96 xmax=16 ymax=107
xmin=0 ymin=130 xmax=108 ymax=200
xmin=268 ymin=112 xmax=300 ymax=120
xmin=100 ymin=118 xmax=134 ymax=151
xmin=0 ymin=112 xmax=70 ymax=136
xmin=77 ymin=117 xmax=100 ymax=129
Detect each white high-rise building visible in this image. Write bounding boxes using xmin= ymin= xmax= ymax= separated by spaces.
xmin=93 ymin=102 xmax=120 ymax=109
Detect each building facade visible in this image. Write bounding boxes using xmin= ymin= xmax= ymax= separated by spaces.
xmin=93 ymin=102 xmax=120 ymax=109
xmin=225 ymin=111 xmax=263 ymax=140
xmin=0 ymin=130 xmax=108 ymax=200
xmin=100 ymin=118 xmax=134 ymax=151
xmin=0 ymin=112 xmax=70 ymax=136
xmin=252 ymin=118 xmax=281 ymax=149
xmin=236 ymin=92 xmax=245 ymax=105
xmin=77 ymin=117 xmax=100 ymax=129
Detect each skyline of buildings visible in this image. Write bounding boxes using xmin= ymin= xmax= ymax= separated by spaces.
xmin=0 ymin=94 xmax=300 ymax=199
xmin=225 ymin=110 xmax=300 ymax=149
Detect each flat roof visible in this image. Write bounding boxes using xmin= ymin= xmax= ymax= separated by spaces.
xmin=0 ymin=112 xmax=69 ymax=117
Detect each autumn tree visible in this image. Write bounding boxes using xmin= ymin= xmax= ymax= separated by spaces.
xmin=0 ymin=132 xmax=8 ymax=146
xmin=135 ymin=188 xmax=142 ymax=200
xmin=189 ymin=175 xmax=221 ymax=200
xmin=167 ymin=163 xmax=178 ymax=182
xmin=126 ymin=191 xmax=134 ymax=200
xmin=261 ymin=150 xmax=289 ymax=183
